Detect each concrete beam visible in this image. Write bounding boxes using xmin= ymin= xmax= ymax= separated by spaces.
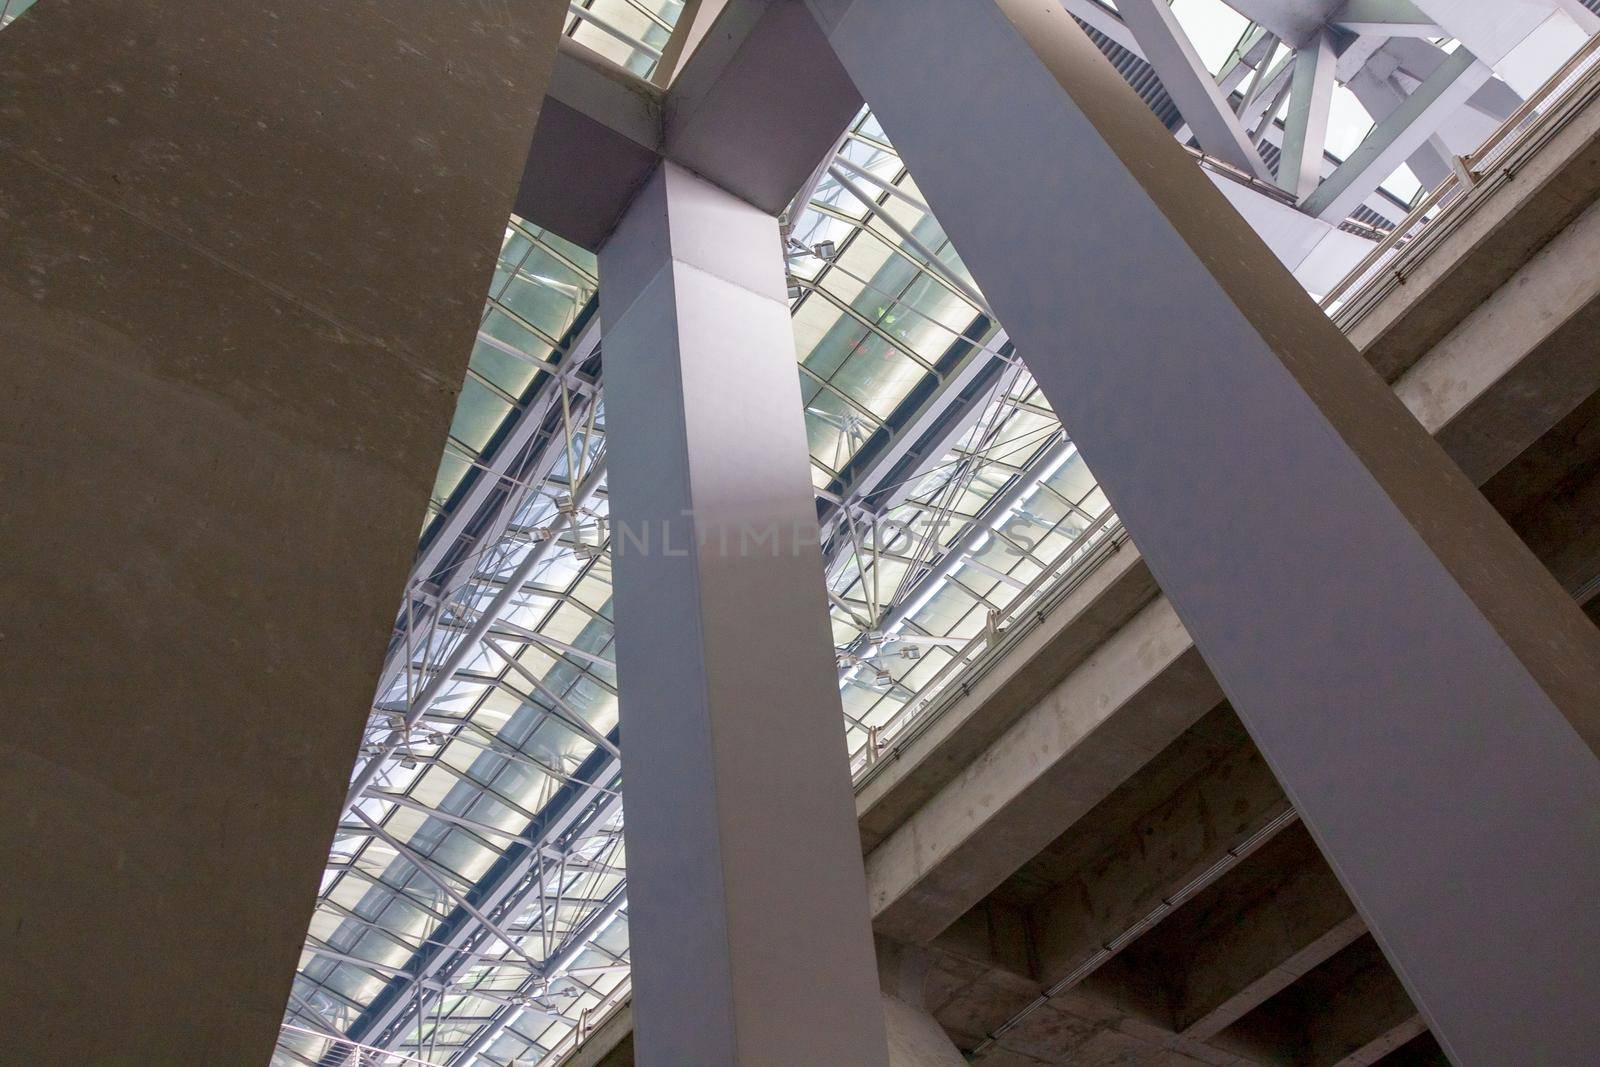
xmin=878 ymin=939 xmax=972 ymax=1067
xmin=1088 ymin=821 xmax=1366 ymax=1040
xmin=1491 ymin=400 xmax=1600 ymax=603
xmin=1342 ymin=70 xmax=1600 ymax=381
xmin=865 ymin=594 xmax=1226 ymax=943
xmin=1394 ymin=194 xmax=1600 ymax=485
xmin=1020 ymin=706 xmax=1292 ymax=988
xmin=1380 ymin=1033 xmax=1452 ymax=1066
xmin=0 ymin=0 xmax=567 ymax=1061
xmin=564 ymin=1004 xmax=635 ymax=1067
xmin=1213 ymin=935 xmax=1426 ymax=1067
xmin=856 ymin=535 xmax=1159 ymax=854
xmin=919 ymin=935 xmax=1045 ymax=1053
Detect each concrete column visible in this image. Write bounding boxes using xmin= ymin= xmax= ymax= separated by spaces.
xmin=808 ymin=1 xmax=1600 ymax=1063
xmin=0 ymin=0 xmax=564 ymax=1062
xmin=597 ymin=161 xmax=888 ymax=1066
xmin=878 ymin=939 xmax=968 ymax=1067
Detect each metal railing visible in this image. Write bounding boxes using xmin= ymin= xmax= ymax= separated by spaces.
xmin=851 ymin=507 xmax=1127 ymax=783
xmin=1321 ymin=31 xmax=1600 ymax=318
xmin=277 ymin=1023 xmax=444 ymax=1067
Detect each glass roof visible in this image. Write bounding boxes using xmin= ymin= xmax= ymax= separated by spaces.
xmin=274 ymin=95 xmax=1136 ymax=1064
xmin=564 ymin=0 xmax=680 ymax=77
xmin=0 ymin=0 xmax=36 ymax=27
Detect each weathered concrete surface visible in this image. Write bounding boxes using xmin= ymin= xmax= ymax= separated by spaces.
xmin=856 ymin=537 xmax=1159 ymax=853
xmin=563 ymin=1004 xmax=636 ymax=1067
xmin=933 ymin=707 xmax=1291 ymax=1064
xmin=1212 ymin=935 xmax=1426 ymax=1067
xmin=1393 ymin=194 xmax=1600 ymax=485
xmin=1485 ymin=387 xmax=1600 ymax=604
xmin=1343 ymin=71 xmax=1600 ymax=381
xmin=867 ymin=594 xmax=1225 ymax=943
xmin=879 ymin=939 xmax=970 ymax=1067
xmin=0 ymin=1 xmax=563 ymax=1062
xmin=884 ymin=994 xmax=969 ymax=1067
xmin=1088 ymin=823 xmax=1366 ymax=1041
xmin=1012 ymin=707 xmax=1287 ymax=980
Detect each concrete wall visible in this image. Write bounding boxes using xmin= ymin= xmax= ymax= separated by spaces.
xmin=0 ymin=1 xmax=563 ymax=1061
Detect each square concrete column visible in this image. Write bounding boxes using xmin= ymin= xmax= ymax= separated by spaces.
xmin=597 ymin=161 xmax=889 ymax=1066
xmin=0 ymin=1 xmax=563 ymax=1061
xmin=808 ymin=1 xmax=1600 ymax=1062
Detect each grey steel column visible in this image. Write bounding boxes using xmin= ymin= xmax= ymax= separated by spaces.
xmin=807 ymin=1 xmax=1600 ymax=1063
xmin=1277 ymin=29 xmax=1335 ymax=200
xmin=597 ymin=161 xmax=889 ymax=1067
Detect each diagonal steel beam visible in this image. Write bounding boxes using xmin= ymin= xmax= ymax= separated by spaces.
xmin=809 ymin=2 xmax=1600 ymax=1062
xmin=1302 ymin=44 xmax=1491 ymax=220
xmin=1278 ymin=29 xmax=1337 ymax=200
xmin=1116 ymin=0 xmax=1274 ymax=179
xmin=1333 ymin=0 xmax=1437 ymax=37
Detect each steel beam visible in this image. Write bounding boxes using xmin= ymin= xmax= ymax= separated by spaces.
xmin=455 ymin=887 xmax=629 ymax=1065
xmin=1237 ymin=47 xmax=1296 ymax=143
xmin=1302 ymin=45 xmax=1490 ymax=221
xmin=1333 ymin=0 xmax=1438 ymax=37
xmin=807 ymin=1 xmax=1600 ymax=1062
xmin=348 ymin=750 xmax=622 ymax=1053
xmin=597 ymin=160 xmax=888 ymax=1066
xmin=340 ymin=459 xmax=608 ymax=815
xmin=1345 ymin=65 xmax=1454 ymax=191
xmin=1278 ymin=29 xmax=1337 ymax=200
xmin=1116 ymin=0 xmax=1273 ymax=180
xmin=514 ymin=41 xmax=662 ymax=250
xmin=1378 ymin=38 xmax=1524 ymax=141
